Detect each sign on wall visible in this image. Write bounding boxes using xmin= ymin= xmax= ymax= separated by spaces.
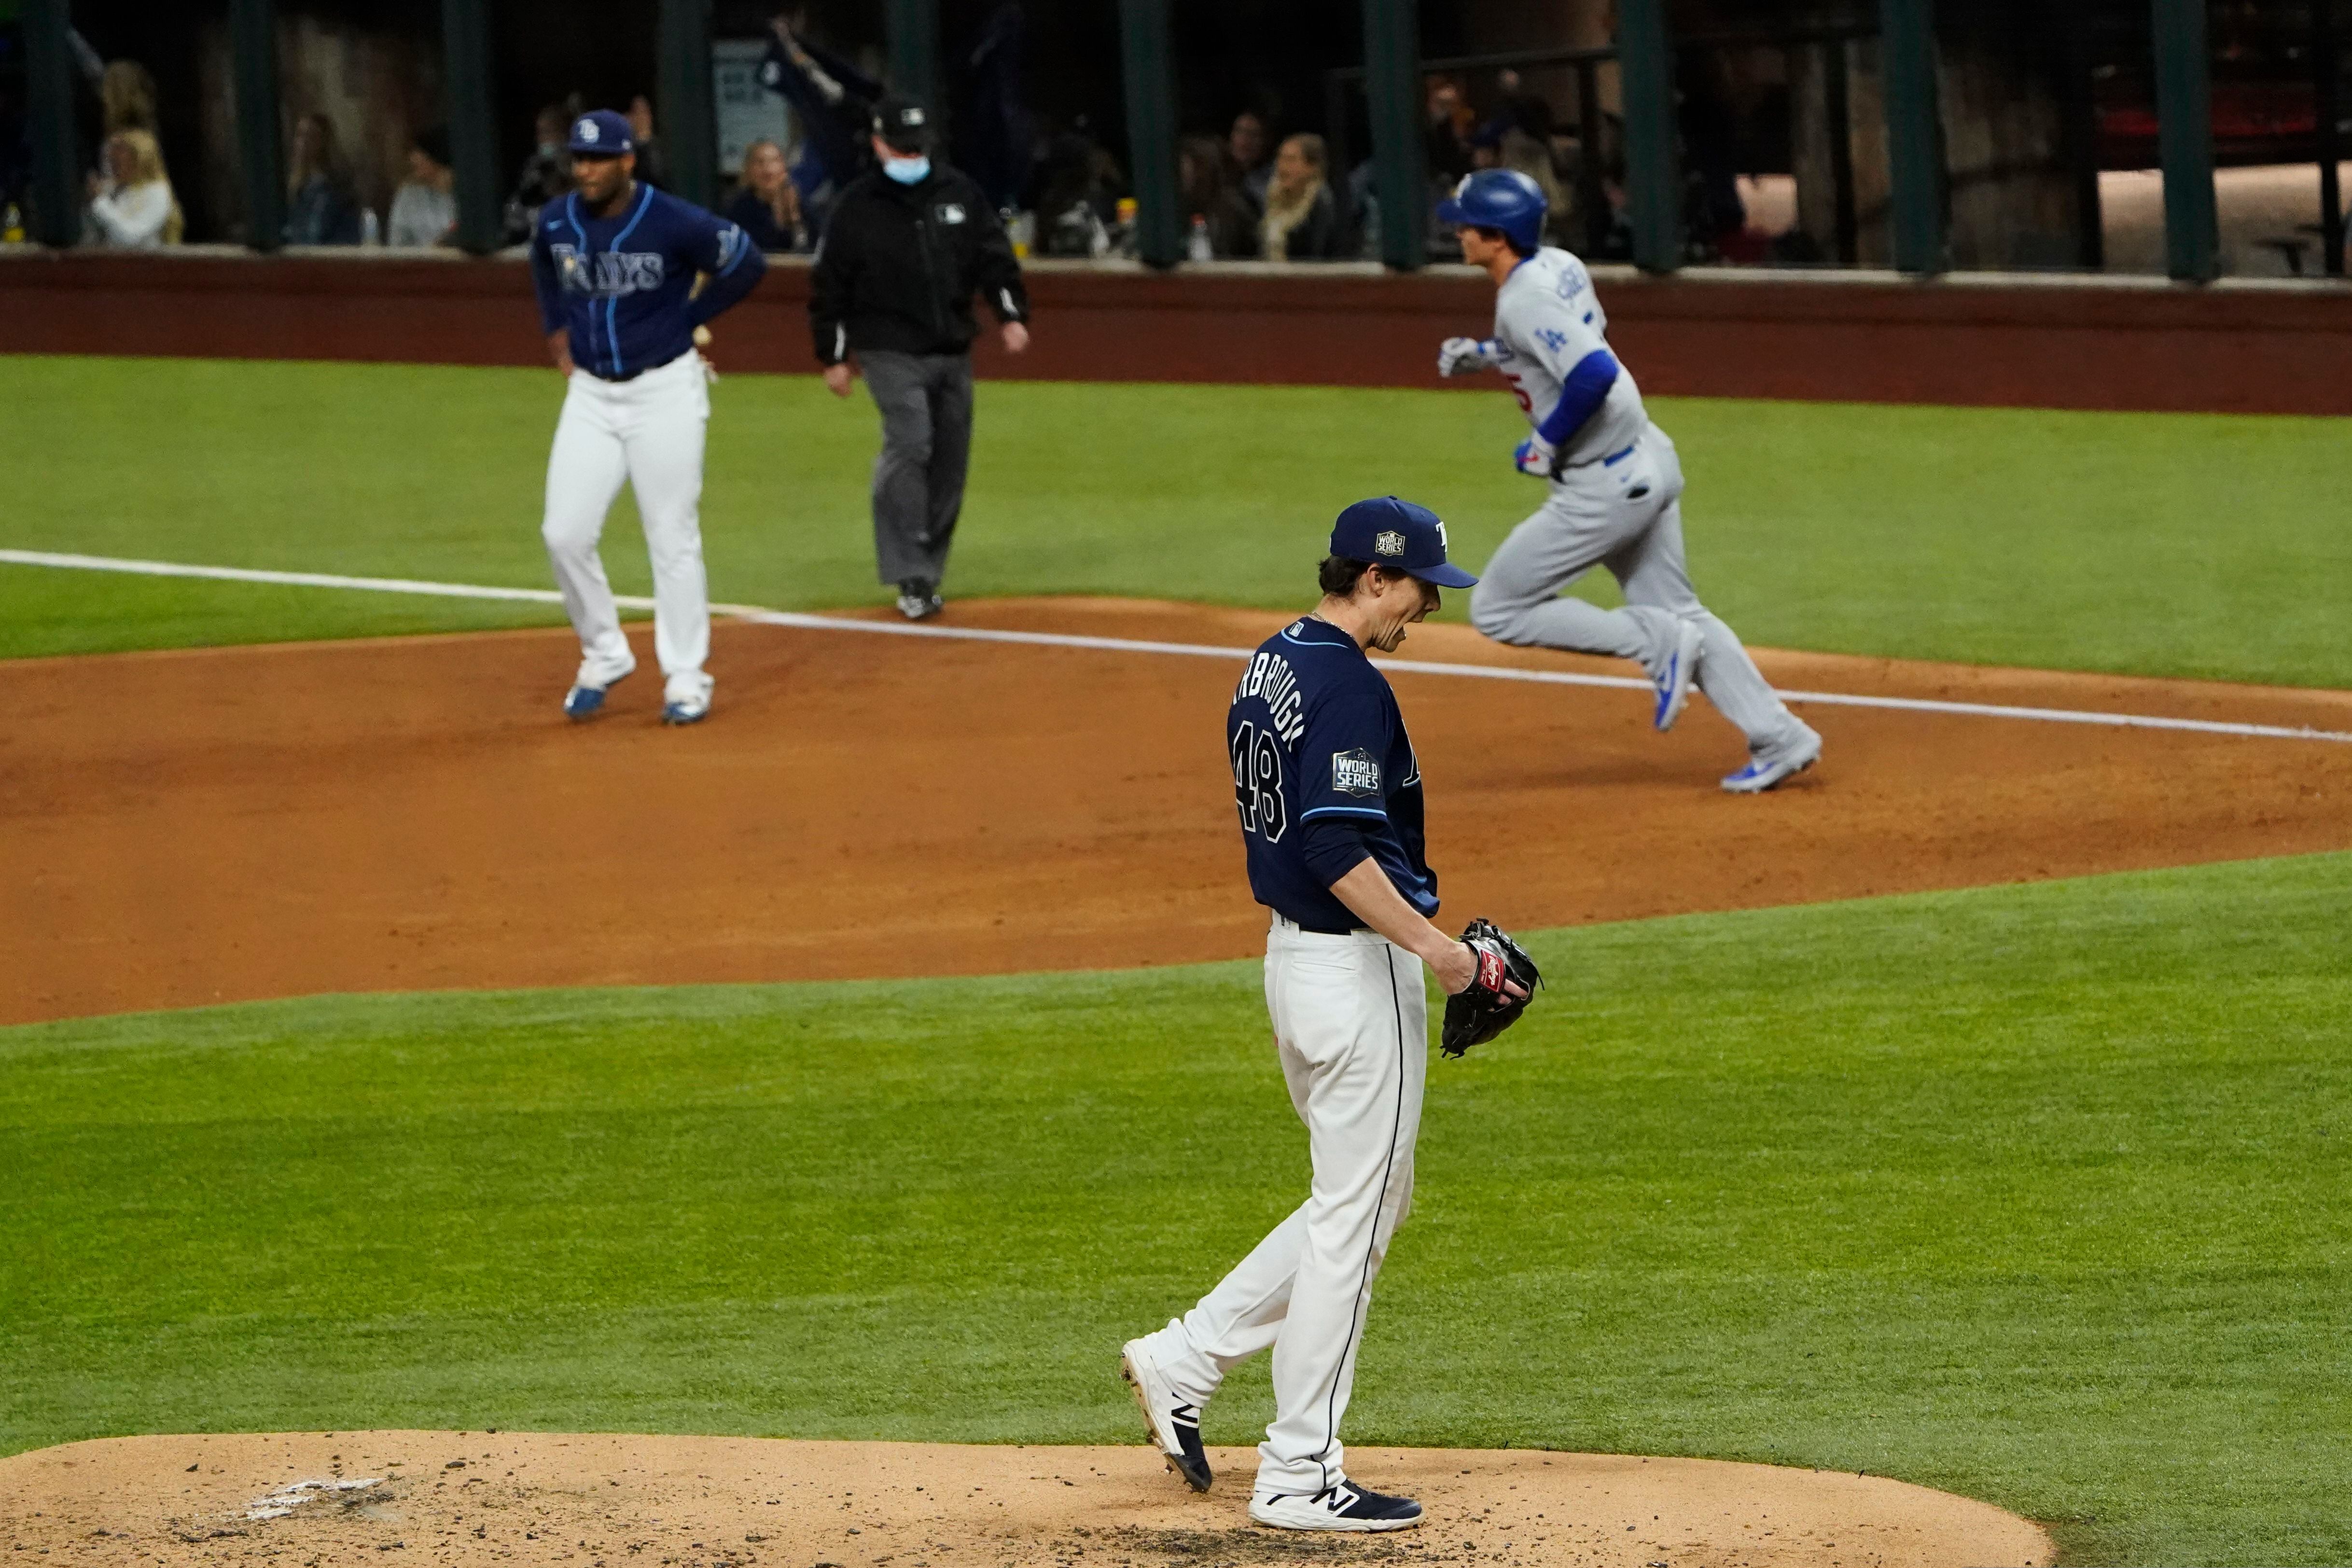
xmin=713 ymin=40 xmax=794 ymax=178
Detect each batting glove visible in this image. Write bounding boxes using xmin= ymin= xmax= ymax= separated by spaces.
xmin=1437 ymin=336 xmax=1499 ymax=377
xmin=1513 ymin=434 xmax=1560 ymax=478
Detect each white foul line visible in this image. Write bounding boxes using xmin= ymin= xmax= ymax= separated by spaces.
xmin=6 ymin=547 xmax=2351 ymax=746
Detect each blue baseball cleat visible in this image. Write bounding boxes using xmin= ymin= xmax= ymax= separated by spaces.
xmin=561 ymin=659 xmax=633 ymax=722
xmin=661 ymin=679 xmax=712 ymax=726
xmin=1722 ymin=722 xmax=1823 ymax=794
xmin=1653 ymin=617 xmax=1703 ymax=731
xmin=563 ymin=682 xmax=611 ymax=721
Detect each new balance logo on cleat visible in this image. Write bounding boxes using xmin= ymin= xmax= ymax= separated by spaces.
xmin=1249 ymin=1482 xmax=1423 ymax=1532
xmin=1120 ymin=1343 xmax=1212 ymax=1492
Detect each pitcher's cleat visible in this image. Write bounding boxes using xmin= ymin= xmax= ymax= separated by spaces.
xmin=1250 ymin=1482 xmax=1423 ymax=1532
xmin=1120 ymin=1342 xmax=1211 ymax=1492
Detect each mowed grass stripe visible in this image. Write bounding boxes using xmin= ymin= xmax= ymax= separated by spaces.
xmin=3 ymin=356 xmax=2349 ymax=686
xmin=3 ymin=853 xmax=2348 ymax=1565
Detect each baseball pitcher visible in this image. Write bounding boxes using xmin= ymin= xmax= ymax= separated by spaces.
xmin=1436 ymin=169 xmax=1820 ymax=792
xmin=1120 ymin=498 xmax=1536 ymax=1533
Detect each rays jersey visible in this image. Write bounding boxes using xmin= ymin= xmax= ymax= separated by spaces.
xmin=1228 ymin=616 xmax=1436 ymax=932
xmin=529 ymin=184 xmax=764 ymax=381
xmin=1492 ymin=246 xmax=1648 ymax=466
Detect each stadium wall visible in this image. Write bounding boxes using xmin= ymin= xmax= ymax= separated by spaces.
xmin=3 ymin=249 xmax=2349 ymax=416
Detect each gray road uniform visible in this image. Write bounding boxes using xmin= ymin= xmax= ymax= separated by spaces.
xmin=1455 ymin=247 xmax=1814 ymax=771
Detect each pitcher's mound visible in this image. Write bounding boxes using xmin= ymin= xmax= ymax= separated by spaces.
xmin=0 ymin=1429 xmax=2048 ymax=1567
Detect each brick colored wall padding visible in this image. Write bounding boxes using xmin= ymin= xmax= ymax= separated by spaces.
xmin=4 ymin=250 xmax=2349 ymax=415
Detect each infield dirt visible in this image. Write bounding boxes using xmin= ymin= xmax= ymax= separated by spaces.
xmin=0 ymin=1429 xmax=2053 ymax=1568
xmin=5 ymin=597 xmax=2349 ymax=1026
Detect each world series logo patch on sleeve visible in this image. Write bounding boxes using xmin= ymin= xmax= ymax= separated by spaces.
xmin=1332 ymin=749 xmax=1382 ymax=797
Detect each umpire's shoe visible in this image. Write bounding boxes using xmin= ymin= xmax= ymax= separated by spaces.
xmin=896 ymin=578 xmax=945 ymax=621
xmin=1119 ymin=1341 xmax=1211 ymax=1492
xmin=562 ymin=656 xmax=636 ymax=722
xmin=1250 ymin=1482 xmax=1423 ymax=1532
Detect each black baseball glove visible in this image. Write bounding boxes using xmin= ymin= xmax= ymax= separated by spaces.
xmin=1440 ymin=918 xmax=1542 ymax=1057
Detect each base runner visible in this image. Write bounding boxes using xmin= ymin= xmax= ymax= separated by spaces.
xmin=529 ymin=109 xmax=766 ymax=726
xmin=1436 ymin=169 xmax=1821 ymax=793
xmin=1120 ymin=498 xmax=1534 ymax=1533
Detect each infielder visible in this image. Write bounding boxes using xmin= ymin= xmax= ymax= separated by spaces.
xmin=1121 ymin=498 xmax=1533 ymax=1534
xmin=529 ymin=109 xmax=766 ymax=725
xmin=1435 ymin=169 xmax=1821 ymax=792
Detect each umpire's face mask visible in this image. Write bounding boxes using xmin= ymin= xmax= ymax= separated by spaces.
xmin=884 ymin=153 xmax=931 ymax=184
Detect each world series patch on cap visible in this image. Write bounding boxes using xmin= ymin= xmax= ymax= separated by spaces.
xmin=1330 ymin=496 xmax=1477 ymax=589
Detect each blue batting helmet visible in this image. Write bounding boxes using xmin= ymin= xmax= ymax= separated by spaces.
xmin=1436 ymin=169 xmax=1546 ymax=253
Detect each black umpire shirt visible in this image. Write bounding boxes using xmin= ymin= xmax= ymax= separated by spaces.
xmin=809 ymin=164 xmax=1030 ymax=365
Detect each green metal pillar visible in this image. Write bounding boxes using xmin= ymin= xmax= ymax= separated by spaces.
xmin=441 ymin=0 xmax=502 ymax=253
xmin=2151 ymin=0 xmax=2217 ymax=280
xmin=22 ymin=0 xmax=78 ymax=248
xmin=1617 ymin=0 xmax=1680 ymax=272
xmin=230 ymin=0 xmax=286 ymax=250
xmin=1879 ymin=0 xmax=1946 ymax=274
xmin=886 ymin=0 xmax=939 ymax=113
xmin=1361 ymin=0 xmax=1426 ymax=271
xmin=1117 ymin=0 xmax=1181 ymax=268
xmin=657 ymin=0 xmax=717 ymax=209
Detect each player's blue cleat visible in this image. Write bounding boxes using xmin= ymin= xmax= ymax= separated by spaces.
xmin=1721 ymin=722 xmax=1823 ymax=794
xmin=1653 ymin=617 xmax=1703 ymax=731
xmin=563 ymin=659 xmax=634 ymax=722
xmin=563 ymin=682 xmax=612 ymax=721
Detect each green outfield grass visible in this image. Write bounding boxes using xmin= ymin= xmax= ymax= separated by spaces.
xmin=4 ymin=355 xmax=2348 ymax=684
xmin=4 ymin=853 xmax=2347 ymax=1565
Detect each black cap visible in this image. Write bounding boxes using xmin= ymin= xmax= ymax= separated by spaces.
xmin=874 ymin=95 xmax=932 ymax=153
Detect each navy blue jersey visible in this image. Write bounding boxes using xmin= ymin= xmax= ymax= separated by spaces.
xmin=529 ymin=183 xmax=766 ymax=380
xmin=1228 ymin=616 xmax=1436 ymax=932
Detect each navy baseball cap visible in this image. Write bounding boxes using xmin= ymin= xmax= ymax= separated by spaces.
xmin=1330 ymin=496 xmax=1477 ymax=588
xmin=566 ymin=110 xmax=634 ymax=157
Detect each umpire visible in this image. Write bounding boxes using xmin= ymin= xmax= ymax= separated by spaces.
xmin=812 ymin=95 xmax=1030 ymax=620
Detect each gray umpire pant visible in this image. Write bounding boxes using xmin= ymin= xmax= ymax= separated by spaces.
xmin=861 ymin=349 xmax=974 ymax=588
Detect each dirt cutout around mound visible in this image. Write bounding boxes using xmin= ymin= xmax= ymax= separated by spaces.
xmin=5 ymin=597 xmax=2350 ymax=1025
xmin=0 ymin=1430 xmax=2052 ymax=1568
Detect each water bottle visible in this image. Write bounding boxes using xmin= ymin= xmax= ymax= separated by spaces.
xmin=1187 ymin=214 xmax=1212 ymax=263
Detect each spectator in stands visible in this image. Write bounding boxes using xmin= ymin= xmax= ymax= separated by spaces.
xmin=84 ymin=128 xmax=181 ymax=247
xmin=387 ymin=126 xmax=457 ymax=248
xmin=1424 ymin=75 xmax=1474 ymax=186
xmin=284 ymin=112 xmax=362 ymax=246
xmin=1030 ymin=115 xmax=1123 ymax=256
xmin=1258 ymin=133 xmax=1347 ymax=262
xmin=757 ymin=15 xmax=881 ymax=230
xmin=1178 ymin=134 xmax=1255 ymax=257
xmin=503 ymin=104 xmax=574 ymax=243
xmin=99 ymin=60 xmax=158 ymax=136
xmin=626 ymin=95 xmax=671 ymax=188
xmin=725 ymin=138 xmax=811 ymax=252
xmin=1227 ymin=111 xmax=1271 ymax=214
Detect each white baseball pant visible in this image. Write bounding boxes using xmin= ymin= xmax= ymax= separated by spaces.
xmin=1134 ymin=914 xmax=1427 ymax=1497
xmin=541 ymin=350 xmax=713 ymax=703
xmin=1469 ymin=420 xmax=1802 ymax=751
